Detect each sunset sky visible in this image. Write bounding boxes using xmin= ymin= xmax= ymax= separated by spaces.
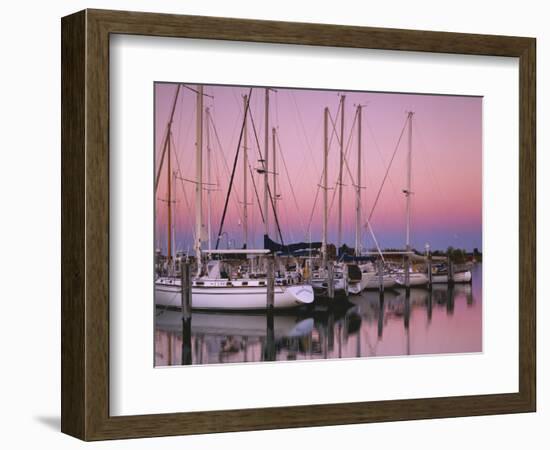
xmin=155 ymin=83 xmax=482 ymax=254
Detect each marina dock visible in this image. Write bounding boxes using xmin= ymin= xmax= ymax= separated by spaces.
xmin=153 ymin=82 xmax=482 ymax=365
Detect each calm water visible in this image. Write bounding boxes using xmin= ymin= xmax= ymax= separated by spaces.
xmin=155 ymin=264 xmax=482 ymax=366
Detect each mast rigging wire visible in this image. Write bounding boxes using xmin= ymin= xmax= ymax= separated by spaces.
xmin=365 ymin=116 xmax=402 ymax=209
xmin=215 ymin=88 xmax=253 ymax=249
xmin=247 ymin=161 xmax=265 ymax=225
xmin=303 ymin=99 xmax=342 ymax=238
xmin=322 ymin=105 xmax=387 ymax=259
xmin=327 ymin=108 xmax=358 ymax=217
xmin=247 ymin=107 xmax=286 ymax=247
xmin=366 ymin=115 xmax=409 ymax=224
xmin=208 ymin=112 xmax=244 ymax=224
xmin=289 ymin=91 xmax=321 ymax=176
xmin=275 ymin=133 xmax=307 ymax=239
xmin=155 ymin=84 xmax=181 ymax=192
xmin=171 ymin=132 xmax=195 ymax=244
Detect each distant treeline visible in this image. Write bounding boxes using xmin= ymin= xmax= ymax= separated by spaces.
xmin=311 ymin=244 xmax=483 ymax=264
xmin=365 ymin=246 xmax=482 ymax=263
xmin=432 ymin=247 xmax=482 ymax=263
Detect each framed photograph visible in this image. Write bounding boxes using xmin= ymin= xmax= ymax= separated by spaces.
xmin=61 ymin=9 xmax=536 ymax=440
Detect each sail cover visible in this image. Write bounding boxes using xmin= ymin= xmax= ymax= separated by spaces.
xmin=263 ymin=235 xmax=322 ymax=255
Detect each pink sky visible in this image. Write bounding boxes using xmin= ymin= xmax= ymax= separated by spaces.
xmin=155 ymin=83 xmax=482 ymax=253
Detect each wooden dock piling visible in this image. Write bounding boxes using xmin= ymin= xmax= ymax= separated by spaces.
xmin=377 ymin=259 xmax=385 ymax=294
xmin=266 ymin=257 xmax=275 ymax=309
xmin=180 ymin=262 xmax=192 ymax=320
xmin=265 ymin=307 xmax=276 ymax=361
xmin=427 ymin=255 xmax=433 ymax=290
xmin=404 ymin=254 xmax=411 ymax=291
xmin=378 ymin=258 xmax=385 ymax=335
xmin=377 ymin=296 xmax=385 ymax=339
xmin=427 ymin=289 xmax=433 ymax=323
xmin=180 ymin=261 xmax=192 ymax=365
xmin=327 ymin=261 xmax=335 ymax=299
xmin=404 ymin=289 xmax=411 ymax=330
xmin=448 ymin=255 xmax=455 ymax=287
xmin=446 ymin=285 xmax=455 ymax=315
xmin=250 ymin=255 xmax=255 ymax=274
xmin=304 ymin=259 xmax=311 ymax=283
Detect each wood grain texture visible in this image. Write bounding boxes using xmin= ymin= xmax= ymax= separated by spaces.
xmin=60 ymin=9 xmax=537 ymax=441
xmin=61 ymin=10 xmax=86 ymax=439
xmin=518 ymin=38 xmax=536 ymax=410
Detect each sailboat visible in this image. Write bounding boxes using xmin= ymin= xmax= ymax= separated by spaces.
xmin=154 ymin=86 xmax=314 ymax=310
xmin=393 ymin=268 xmax=429 ymax=287
xmin=309 ymin=101 xmax=349 ymax=298
xmin=347 ymin=260 xmax=396 ymax=293
xmin=431 ymin=265 xmax=472 ymax=284
xmin=156 ymin=250 xmax=314 ymax=309
xmin=392 ymin=111 xmax=429 ymax=288
xmin=310 ymin=265 xmax=349 ymax=296
xmin=344 ymin=103 xmax=397 ymax=295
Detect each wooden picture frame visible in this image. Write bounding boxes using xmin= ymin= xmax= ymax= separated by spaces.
xmin=61 ymin=9 xmax=536 ymax=441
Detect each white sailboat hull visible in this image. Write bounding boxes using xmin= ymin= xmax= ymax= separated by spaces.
xmin=393 ymin=272 xmax=429 ymax=287
xmin=432 ymin=270 xmax=472 ymax=284
xmin=364 ymin=275 xmax=397 ymax=290
xmin=348 ymin=273 xmax=396 ymax=294
xmin=155 ymin=280 xmax=314 ymax=310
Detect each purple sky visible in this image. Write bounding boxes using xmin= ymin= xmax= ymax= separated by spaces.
xmin=155 ymin=83 xmax=482 ymax=253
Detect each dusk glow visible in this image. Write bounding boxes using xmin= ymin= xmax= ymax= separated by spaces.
xmin=155 ymin=83 xmax=482 ymax=254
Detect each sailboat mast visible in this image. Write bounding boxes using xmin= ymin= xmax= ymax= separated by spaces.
xmin=264 ymin=88 xmax=270 ymax=240
xmin=155 ymin=84 xmax=181 ymax=193
xmin=272 ymin=127 xmax=277 ymax=223
xmin=206 ymin=107 xmax=212 ymax=251
xmin=322 ymin=107 xmax=329 ymax=267
xmin=243 ymin=95 xmax=249 ymax=249
xmin=338 ymin=95 xmax=346 ymax=254
xmin=405 ymin=111 xmax=414 ymax=251
xmin=195 ymin=85 xmax=204 ymax=273
xmin=355 ymin=105 xmax=362 ymax=256
xmin=167 ymin=133 xmax=172 ymax=261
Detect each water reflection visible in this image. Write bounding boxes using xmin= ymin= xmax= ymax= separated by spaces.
xmin=155 ymin=264 xmax=482 ymax=366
